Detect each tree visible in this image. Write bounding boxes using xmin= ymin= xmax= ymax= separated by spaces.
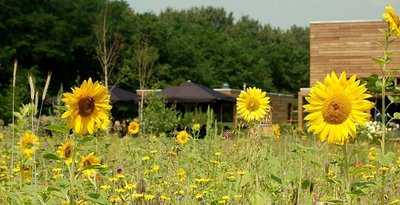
xmin=95 ymin=0 xmax=122 ymax=88
xmin=0 ymin=2 xmax=310 ymax=122
xmin=135 ymin=40 xmax=159 ymax=123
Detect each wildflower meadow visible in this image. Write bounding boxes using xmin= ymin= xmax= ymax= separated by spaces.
xmin=2 ymin=2 xmax=400 ymax=205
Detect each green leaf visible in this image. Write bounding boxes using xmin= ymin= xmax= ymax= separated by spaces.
xmin=388 ymin=96 xmax=400 ymax=104
xmin=375 ymin=80 xmax=383 ymax=90
xmin=324 ymin=199 xmax=343 ymax=204
xmin=85 ymin=193 xmax=108 ymax=205
xmin=378 ymin=152 xmax=396 ymax=166
xmin=47 ymin=186 xmax=61 ymax=192
xmin=351 ymin=181 xmax=376 ymax=188
xmin=393 ymin=112 xmax=400 ymax=119
xmin=301 ymin=179 xmax=312 ymax=189
xmin=88 ymin=193 xmax=100 ymax=199
xmin=350 ymin=181 xmax=376 ymax=196
xmin=373 ymin=57 xmax=386 ymax=66
xmin=270 ymin=174 xmax=282 ymax=184
xmin=45 ymin=124 xmax=69 ymax=134
xmin=78 ymin=135 xmax=95 ymax=144
xmin=42 ymin=153 xmax=60 ymax=160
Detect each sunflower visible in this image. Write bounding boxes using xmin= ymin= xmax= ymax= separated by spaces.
xmin=176 ymin=130 xmax=190 ymax=145
xmin=304 ymin=71 xmax=374 ymax=145
xmin=128 ymin=121 xmax=140 ymax=135
xmin=383 ymin=5 xmax=400 ymax=36
xmin=57 ymin=139 xmax=74 ymax=165
xmin=19 ymin=132 xmax=39 ymax=159
xmin=62 ymin=78 xmax=111 ymax=135
xmin=79 ymin=153 xmax=101 ymax=176
xmin=237 ymin=87 xmax=270 ymax=123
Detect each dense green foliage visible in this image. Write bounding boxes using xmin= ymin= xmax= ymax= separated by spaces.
xmin=142 ymin=94 xmax=180 ymax=135
xmin=0 ymin=0 xmax=309 ymax=122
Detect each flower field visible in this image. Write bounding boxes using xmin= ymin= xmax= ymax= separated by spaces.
xmin=2 ymin=122 xmax=400 ymax=205
xmin=3 ymin=3 xmax=400 ymax=205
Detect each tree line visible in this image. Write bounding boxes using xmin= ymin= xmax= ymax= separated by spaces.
xmin=0 ymin=0 xmax=309 ymax=122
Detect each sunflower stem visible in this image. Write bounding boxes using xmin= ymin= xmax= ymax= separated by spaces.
xmin=380 ymin=30 xmax=390 ymax=155
xmin=342 ymin=144 xmax=351 ymax=204
xmin=381 ymin=76 xmax=386 ymax=154
xmin=68 ymin=135 xmax=76 ymax=204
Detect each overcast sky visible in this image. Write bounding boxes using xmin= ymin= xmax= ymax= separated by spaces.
xmin=127 ymin=0 xmax=400 ymax=28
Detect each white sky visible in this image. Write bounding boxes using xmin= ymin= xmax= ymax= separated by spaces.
xmin=128 ymin=0 xmax=400 ymax=28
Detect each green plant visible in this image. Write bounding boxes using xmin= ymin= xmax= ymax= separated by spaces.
xmin=373 ymin=16 xmax=400 ymax=155
xmin=142 ymin=94 xmax=180 ymax=135
xmin=179 ymin=108 xmax=208 ymax=128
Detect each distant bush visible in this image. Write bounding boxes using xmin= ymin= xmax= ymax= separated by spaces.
xmin=180 ymin=108 xmax=208 ymax=128
xmin=142 ymin=94 xmax=180 ymax=135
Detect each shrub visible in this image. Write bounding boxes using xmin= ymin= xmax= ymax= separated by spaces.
xmin=179 ymin=108 xmax=208 ymax=128
xmin=142 ymin=94 xmax=179 ymax=135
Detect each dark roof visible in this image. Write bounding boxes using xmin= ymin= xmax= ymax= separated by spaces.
xmin=110 ymin=86 xmax=138 ymax=103
xmin=162 ymin=82 xmax=235 ymax=103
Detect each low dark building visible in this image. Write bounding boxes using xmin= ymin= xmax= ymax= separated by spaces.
xmin=109 ymin=86 xmax=138 ymax=120
xmin=162 ymin=82 xmax=236 ymax=123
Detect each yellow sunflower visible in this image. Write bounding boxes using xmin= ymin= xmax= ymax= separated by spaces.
xmin=383 ymin=4 xmax=400 ymax=36
xmin=19 ymin=132 xmax=39 ymax=159
xmin=128 ymin=121 xmax=140 ymax=135
xmin=62 ymin=78 xmax=111 ymax=135
xmin=304 ymin=71 xmax=374 ymax=145
xmin=237 ymin=87 xmax=270 ymax=122
xmin=57 ymin=139 xmax=74 ymax=165
xmin=79 ymin=153 xmax=101 ymax=176
xmin=176 ymin=130 xmax=190 ymax=145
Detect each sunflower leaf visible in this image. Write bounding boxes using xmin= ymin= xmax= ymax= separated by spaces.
xmin=42 ymin=153 xmax=60 ymax=160
xmin=45 ymin=124 xmax=69 ymax=134
xmin=85 ymin=192 xmax=108 ymax=205
xmin=270 ymin=174 xmax=282 ymax=184
xmin=388 ymin=96 xmax=400 ymax=104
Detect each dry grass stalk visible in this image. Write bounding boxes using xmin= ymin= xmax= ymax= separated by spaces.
xmin=28 ymin=74 xmax=35 ymax=102
xmin=36 ymin=72 xmax=52 ymax=132
xmin=12 ymin=60 xmax=17 ymax=87
xmin=34 ymin=91 xmax=39 ymax=116
xmin=42 ymin=72 xmax=52 ymax=101
xmin=10 ymin=59 xmax=18 ymax=191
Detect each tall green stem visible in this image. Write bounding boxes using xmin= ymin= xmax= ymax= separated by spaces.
xmin=381 ymin=31 xmax=390 ymax=154
xmin=342 ymin=144 xmax=351 ymax=204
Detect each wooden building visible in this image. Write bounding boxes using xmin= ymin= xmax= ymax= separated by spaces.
xmin=298 ymin=20 xmax=400 ymax=128
xmin=269 ymin=93 xmax=297 ymax=124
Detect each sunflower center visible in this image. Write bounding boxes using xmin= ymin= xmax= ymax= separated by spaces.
xmin=78 ymin=96 xmax=95 ymax=117
xmin=322 ymin=96 xmax=351 ymax=124
xmin=246 ymin=98 xmax=260 ymax=112
xmin=64 ymin=146 xmax=72 ymax=158
xmin=83 ymin=159 xmax=92 ymax=167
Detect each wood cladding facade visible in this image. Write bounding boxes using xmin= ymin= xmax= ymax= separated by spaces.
xmin=269 ymin=94 xmax=297 ymax=123
xmin=310 ymin=20 xmax=400 ymax=86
